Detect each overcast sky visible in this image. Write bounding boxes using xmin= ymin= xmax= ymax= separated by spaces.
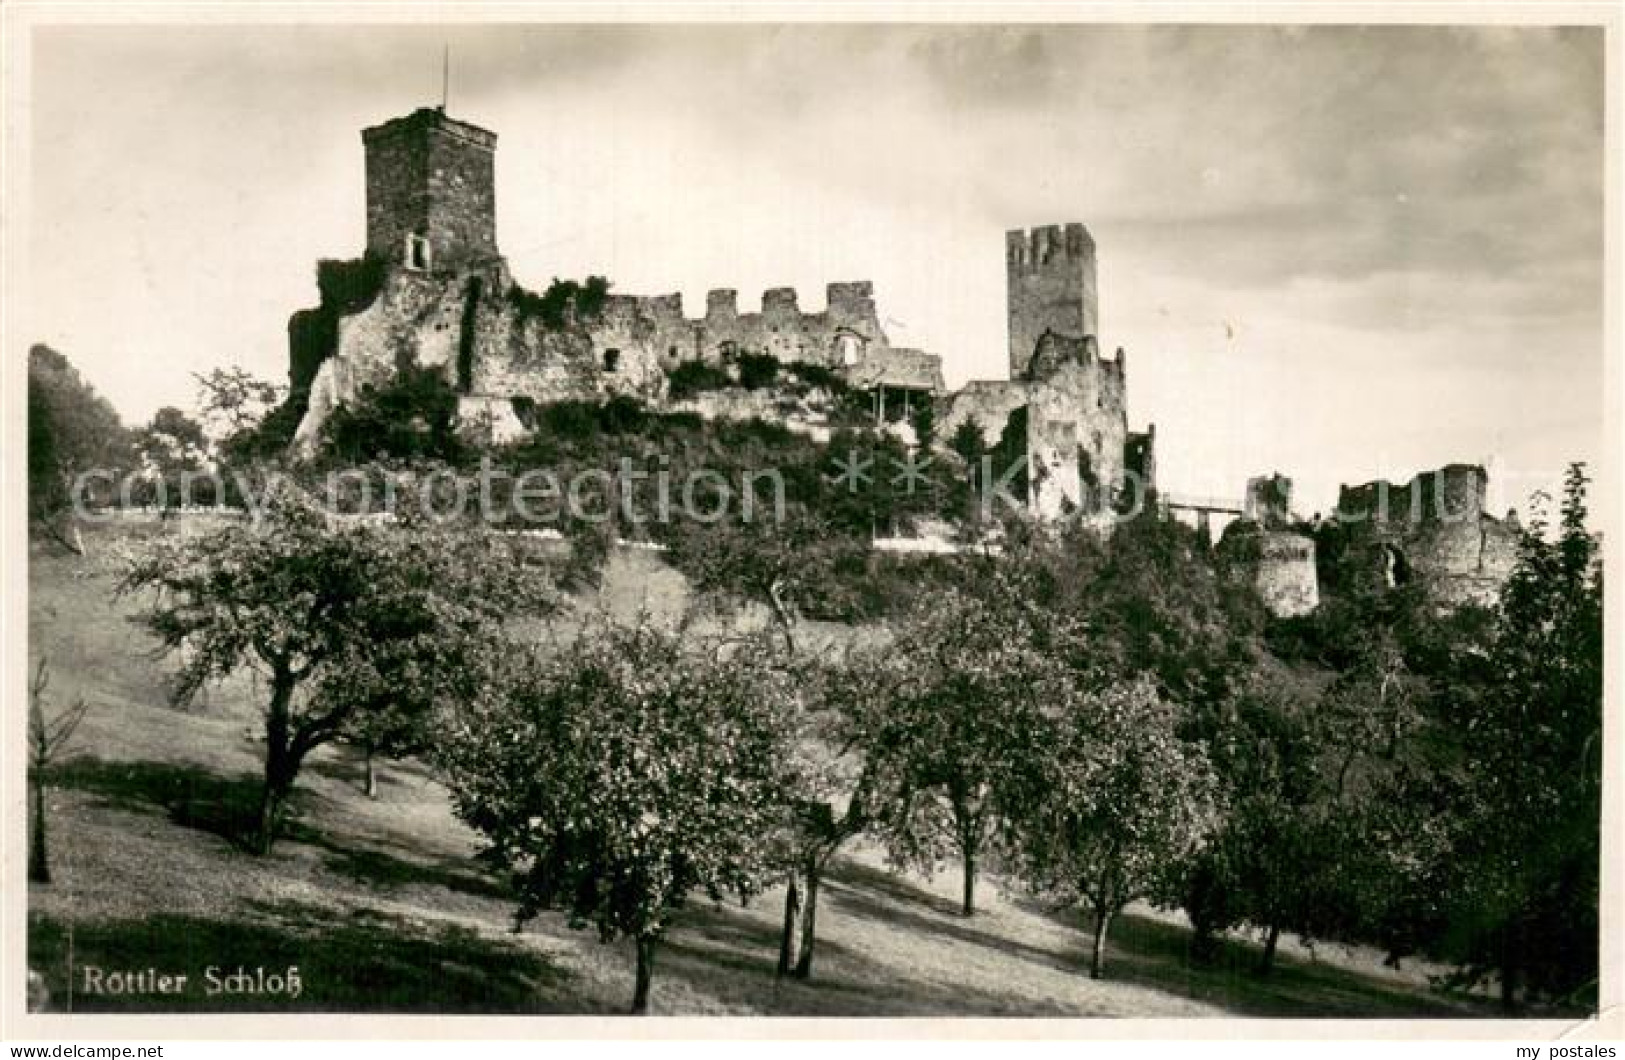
xmin=26 ymin=22 xmax=1605 ymax=516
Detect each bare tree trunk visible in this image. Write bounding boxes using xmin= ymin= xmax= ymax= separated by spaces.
xmin=256 ymin=676 xmax=297 ymax=855
xmin=793 ymin=863 xmax=821 ymax=980
xmin=776 ymin=870 xmax=804 ymax=978
xmin=256 ymin=764 xmax=292 ymax=856
xmin=363 ymin=746 xmax=377 ymax=799
xmin=28 ymin=780 xmax=50 ymax=884
xmin=1259 ymin=922 xmax=1281 ymax=976
xmin=767 ymin=579 xmax=798 ymax=654
xmin=961 ymin=845 xmax=977 ymax=917
xmin=631 ymin=935 xmax=656 ymax=1014
xmin=1090 ymin=906 xmax=1113 ymax=980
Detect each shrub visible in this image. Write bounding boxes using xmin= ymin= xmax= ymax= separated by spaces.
xmin=736 ymin=352 xmax=781 ymax=390
xmin=667 ymin=361 xmax=732 ymax=401
xmin=508 ymin=276 xmax=611 ymax=329
xmin=783 ymin=361 xmax=846 ymax=393
xmin=319 ymin=366 xmax=467 ymax=464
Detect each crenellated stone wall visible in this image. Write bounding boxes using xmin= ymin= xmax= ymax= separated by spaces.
xmin=1331 ymin=464 xmax=1519 ymax=609
xmin=693 ymin=282 xmax=892 ymax=368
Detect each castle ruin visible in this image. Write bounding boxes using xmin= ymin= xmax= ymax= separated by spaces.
xmin=285 ymin=105 xmax=1520 ymax=616
xmin=290 ymin=107 xmax=1150 ymax=526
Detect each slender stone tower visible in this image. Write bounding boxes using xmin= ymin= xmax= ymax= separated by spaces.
xmin=1005 ymin=222 xmax=1098 ymax=378
xmin=361 ymin=107 xmax=499 ymax=273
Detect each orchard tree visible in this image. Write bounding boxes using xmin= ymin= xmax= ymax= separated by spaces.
xmin=771 ymin=651 xmax=890 ymax=980
xmin=1180 ymin=673 xmax=1323 ymax=970
xmin=121 ymin=487 xmax=552 ymax=853
xmin=866 ymin=566 xmax=1067 ymax=916
xmin=1018 ymin=679 xmax=1221 ymax=980
xmin=435 ymin=623 xmax=797 ymax=1014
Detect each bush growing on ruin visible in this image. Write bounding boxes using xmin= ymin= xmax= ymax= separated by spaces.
xmin=435 ymin=623 xmax=797 ymax=1014
xmin=666 ymin=361 xmax=732 ymax=400
xmin=319 ymin=365 xmax=469 ymax=465
xmin=507 ymin=276 xmax=611 ymax=328
xmin=735 ymin=352 xmax=781 ymax=390
xmin=781 ymin=361 xmax=845 ymax=394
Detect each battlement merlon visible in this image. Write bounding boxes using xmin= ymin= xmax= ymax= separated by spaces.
xmin=705 ymin=289 xmax=739 ymax=318
xmin=1336 ymin=464 xmax=1490 ymax=525
xmin=1006 ymin=223 xmax=1096 ymax=272
xmin=762 ymin=288 xmax=800 ymax=316
xmin=826 ymin=281 xmax=877 ymax=317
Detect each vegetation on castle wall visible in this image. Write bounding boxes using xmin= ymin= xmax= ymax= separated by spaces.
xmin=288 ymin=258 xmax=391 ymax=410
xmin=318 ymin=257 xmax=389 ymax=315
xmin=665 ymin=354 xmax=875 ymax=432
xmin=508 ymin=276 xmax=611 ymax=329
xmin=736 ymin=352 xmax=781 ymax=390
xmin=319 ymin=366 xmax=468 ymax=464
xmin=667 ymin=362 xmax=733 ymax=400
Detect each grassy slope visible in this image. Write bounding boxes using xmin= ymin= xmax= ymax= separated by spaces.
xmin=25 ymin=528 xmax=1493 ymax=1017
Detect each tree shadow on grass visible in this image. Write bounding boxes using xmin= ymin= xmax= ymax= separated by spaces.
xmin=819 ymin=858 xmax=1085 ymax=973
xmin=652 ymin=895 xmax=1093 ymax=1017
xmin=824 ymin=857 xmax=965 ymax=918
xmin=28 ymin=901 xmax=604 ymax=1013
xmin=301 ymin=746 xmax=438 ymax=795
xmin=1003 ymin=892 xmax=1492 ymax=1019
xmin=823 ymin=859 xmax=1488 ymax=1018
xmin=50 ymin=755 xmax=323 ymax=853
xmin=52 ymin=755 xmax=515 ymax=905
xmin=317 ymin=844 xmax=514 ymax=905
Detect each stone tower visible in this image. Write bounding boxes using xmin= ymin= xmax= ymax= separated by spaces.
xmin=362 ymin=107 xmax=498 ymax=273
xmin=1006 ymin=223 xmax=1098 ymax=377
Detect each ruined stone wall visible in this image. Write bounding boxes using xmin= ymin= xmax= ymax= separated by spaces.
xmin=1245 ymin=473 xmax=1294 ymax=528
xmin=932 ymin=332 xmax=1131 ymax=524
xmin=1332 ymin=464 xmax=1516 ymax=608
xmin=1256 ymin=531 xmax=1319 ymax=617
xmin=1337 ymin=463 xmax=1487 ymax=525
xmin=465 ymin=286 xmax=669 ymax=408
xmin=1006 ymin=224 xmax=1098 ymax=377
xmin=293 ymin=267 xmax=480 ymax=451
xmin=1218 ymin=521 xmax=1319 ymax=618
xmin=1024 ymin=333 xmax=1127 ymax=521
xmin=937 ymin=380 xmax=1031 ymax=451
xmin=695 ymin=282 xmax=891 ymax=368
